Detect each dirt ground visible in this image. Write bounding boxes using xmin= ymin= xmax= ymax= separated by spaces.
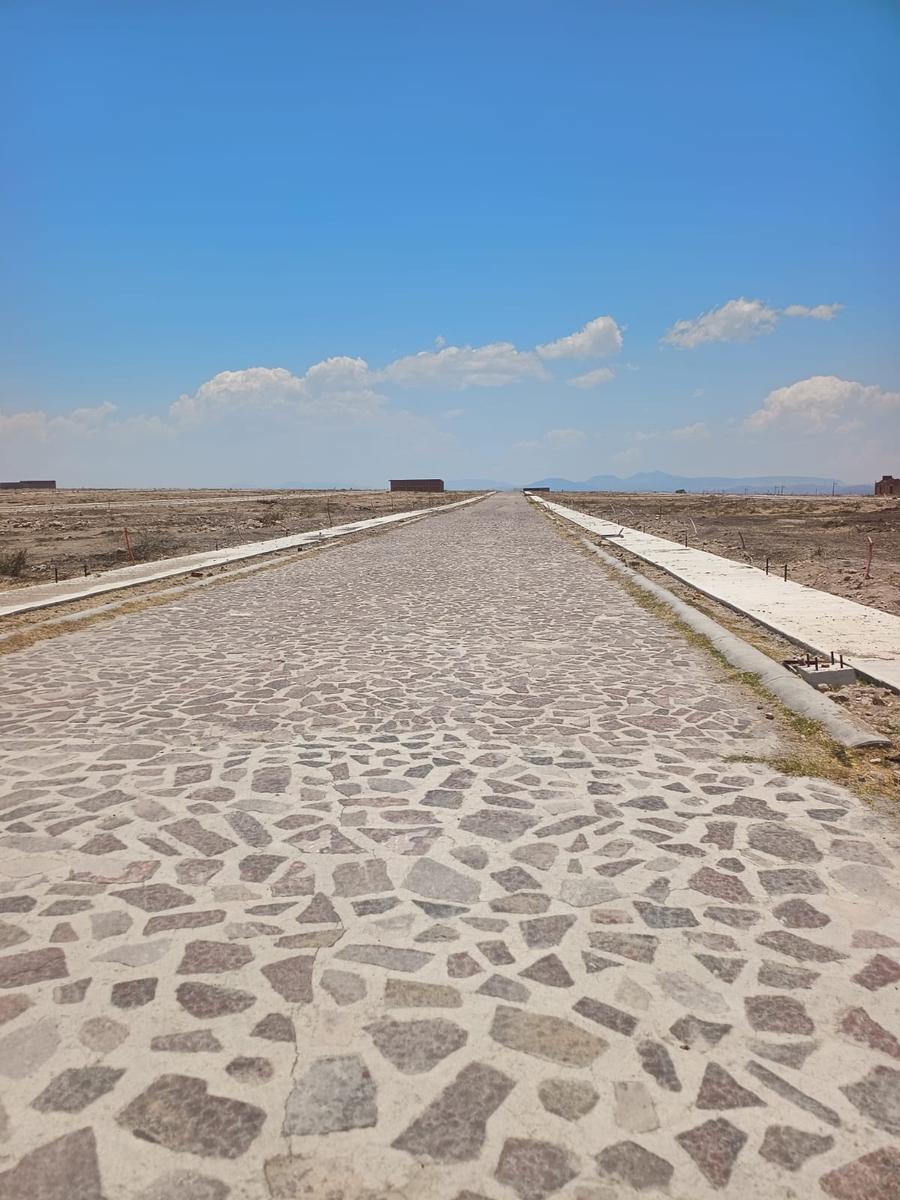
xmin=553 ymin=491 xmax=900 ymax=617
xmin=0 ymin=488 xmax=477 ymax=587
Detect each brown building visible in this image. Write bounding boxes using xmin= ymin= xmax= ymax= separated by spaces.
xmin=0 ymin=479 xmax=56 ymax=490
xmin=390 ymin=478 xmax=444 ymax=492
xmin=875 ymin=474 xmax=900 ymax=497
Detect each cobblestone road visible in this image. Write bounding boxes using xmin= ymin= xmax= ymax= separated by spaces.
xmin=1 ymin=494 xmax=899 ymax=1200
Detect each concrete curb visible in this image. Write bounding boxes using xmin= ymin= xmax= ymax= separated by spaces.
xmin=582 ymin=537 xmax=890 ymax=750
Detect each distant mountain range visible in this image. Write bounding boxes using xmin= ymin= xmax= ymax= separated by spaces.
xmin=448 ymin=471 xmax=872 ymax=495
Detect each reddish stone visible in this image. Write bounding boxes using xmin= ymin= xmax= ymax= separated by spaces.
xmin=0 ymin=947 xmax=67 ymax=989
xmin=689 ymin=867 xmax=753 ymax=904
xmin=821 ymin=1147 xmax=900 ymax=1200
xmin=852 ymin=955 xmax=900 ymax=991
xmin=839 ymin=1008 xmax=900 ymax=1060
xmin=677 ymin=1118 xmax=747 ymax=1187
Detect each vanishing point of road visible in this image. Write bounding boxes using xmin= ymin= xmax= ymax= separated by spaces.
xmin=1 ymin=494 xmax=898 ymax=1199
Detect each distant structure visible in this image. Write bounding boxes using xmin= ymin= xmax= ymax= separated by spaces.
xmin=523 ymin=486 xmax=550 ymax=492
xmin=875 ymin=474 xmax=900 ymax=497
xmin=390 ymin=478 xmax=444 ymax=492
xmin=0 ymin=479 xmax=56 ymax=490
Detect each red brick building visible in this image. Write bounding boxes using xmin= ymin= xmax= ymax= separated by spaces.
xmin=390 ymin=479 xmax=444 ymax=492
xmin=875 ymin=475 xmax=900 ymax=497
xmin=0 ymin=479 xmax=56 ymax=490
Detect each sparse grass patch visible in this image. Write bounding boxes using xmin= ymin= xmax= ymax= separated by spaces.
xmin=0 ymin=548 xmax=28 ymax=577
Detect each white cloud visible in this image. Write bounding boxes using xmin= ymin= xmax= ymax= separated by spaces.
xmin=743 ymin=375 xmax=900 ymax=431
xmin=537 ymin=316 xmax=623 ymax=360
xmin=663 ymin=297 xmax=843 ymax=348
xmin=632 ymin=422 xmax=711 ymax=444
xmin=513 ymin=427 xmax=586 ymax=452
xmin=0 ymin=402 xmax=118 ymax=440
xmin=782 ymin=303 xmax=843 ymax=320
xmin=379 ymin=342 xmax=546 ymax=389
xmin=442 ymin=407 xmax=464 ymax=420
xmin=170 ymin=359 xmax=385 ymax=425
xmin=670 ymin=421 xmax=710 ymax=441
xmin=663 ymin=299 xmax=778 ymax=348
xmin=568 ymin=367 xmax=615 ymax=389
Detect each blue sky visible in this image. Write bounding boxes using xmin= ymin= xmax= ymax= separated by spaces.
xmin=2 ymin=0 xmax=898 ymax=486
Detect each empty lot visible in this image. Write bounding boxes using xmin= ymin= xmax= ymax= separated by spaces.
xmin=0 ymin=488 xmax=476 ymax=586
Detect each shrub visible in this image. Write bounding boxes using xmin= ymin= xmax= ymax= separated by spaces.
xmin=0 ymin=548 xmax=28 ymax=577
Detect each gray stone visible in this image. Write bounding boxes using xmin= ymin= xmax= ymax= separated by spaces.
xmin=477 ymin=973 xmax=530 ymax=1002
xmin=0 ymin=1017 xmax=60 ymax=1079
xmin=321 ymin=969 xmax=366 ymax=1006
xmin=384 ymin=979 xmax=462 ymax=1007
xmin=520 ymin=954 xmax=574 ymax=988
xmin=759 ymin=1125 xmax=834 ymax=1171
xmin=366 ymin=1018 xmax=467 ymax=1073
xmin=151 ymin=1029 xmax=223 ymax=1052
xmin=251 ymin=1012 xmax=295 ymax=1042
xmin=118 ymin=1075 xmax=265 ymax=1157
xmin=79 ymin=1016 xmax=129 ymax=1053
xmin=560 ymin=878 xmax=617 ymax=907
xmin=261 ymin=955 xmax=314 ymax=1002
xmin=745 ymin=994 xmax=814 ymax=1034
xmin=95 ymin=940 xmax=171 ymax=968
xmin=490 ymin=1005 xmax=605 ymax=1066
xmin=494 ymin=1137 xmax=579 ymax=1200
xmin=283 ymin=1055 xmax=377 ymax=1135
xmin=574 ymin=996 xmax=638 ymax=1036
xmin=90 ymin=910 xmax=133 ymax=940
xmin=404 ymin=858 xmax=480 ymax=903
xmin=749 ymin=1040 xmax=816 ymax=1070
xmin=842 ymin=1066 xmax=900 ymax=1135
xmin=225 ymin=1057 xmax=273 ymax=1084
xmin=588 ymin=932 xmax=658 ymax=963
xmin=521 ymin=915 xmax=576 ymax=949
xmin=112 ymin=883 xmax=195 ymax=912
xmin=393 ymin=1062 xmax=514 ymax=1162
xmin=596 ymin=1140 xmax=674 ymax=1190
xmin=758 ymin=868 xmax=824 ymax=895
xmin=137 ymin=1170 xmax=230 ymax=1200
xmin=0 ymin=1127 xmax=104 ymax=1199
xmin=336 ymin=943 xmax=431 ymax=972
xmin=111 ymin=977 xmax=157 ymax=1008
xmin=176 ymin=981 xmax=255 ymax=1019
xmin=332 ymin=859 xmax=393 ymax=897
xmin=613 ymin=1081 xmax=658 ymax=1132
xmin=658 ymin=970 xmax=727 ymax=1014
xmin=747 ymin=823 xmax=821 ymax=862
xmin=746 ymin=1061 xmax=841 ymax=1126
xmin=538 ymin=1078 xmax=599 ymax=1121
xmin=459 ymin=809 xmax=538 ymax=842
xmin=637 ymin=1039 xmax=681 ymax=1091
xmin=32 ymin=1066 xmax=125 ymax=1113
xmin=756 ymin=930 xmax=846 ymax=963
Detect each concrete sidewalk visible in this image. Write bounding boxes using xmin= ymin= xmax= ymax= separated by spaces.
xmin=537 ymin=496 xmax=900 ymax=692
